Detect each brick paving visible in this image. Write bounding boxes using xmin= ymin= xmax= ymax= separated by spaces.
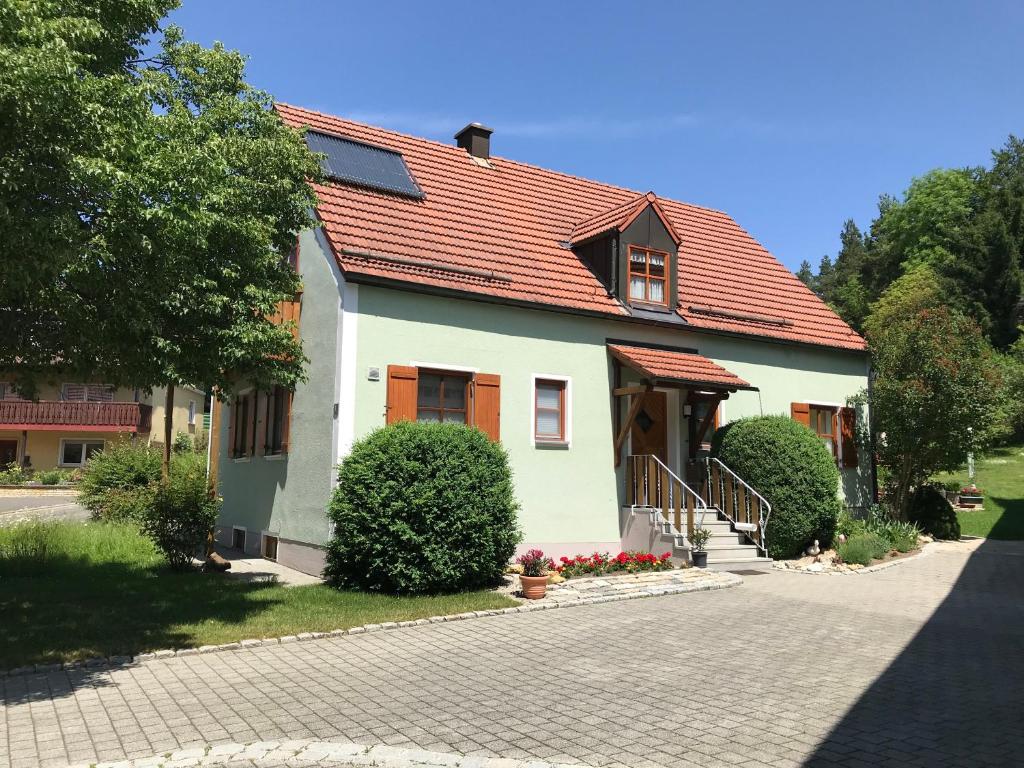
xmin=2 ymin=538 xmax=1022 ymax=768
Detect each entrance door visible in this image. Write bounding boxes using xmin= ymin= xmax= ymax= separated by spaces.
xmin=0 ymin=440 xmax=18 ymax=466
xmin=630 ymin=391 xmax=668 ymax=464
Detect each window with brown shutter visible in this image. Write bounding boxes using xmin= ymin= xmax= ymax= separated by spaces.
xmin=416 ymin=371 xmax=470 ymax=424
xmin=264 ymin=386 xmax=290 ymax=456
xmin=386 ymin=365 xmax=419 ymax=424
xmin=385 ymin=366 xmax=501 ymax=441
xmin=231 ymin=392 xmax=257 ymax=459
xmin=840 ymin=406 xmax=858 ymax=468
xmin=474 ymin=373 xmax=501 ymax=441
xmin=790 ymin=402 xmax=811 ymax=428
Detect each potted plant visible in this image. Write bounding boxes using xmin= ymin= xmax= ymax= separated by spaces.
xmin=516 ymin=548 xmax=552 ymax=599
xmin=689 ymin=526 xmax=712 ymax=568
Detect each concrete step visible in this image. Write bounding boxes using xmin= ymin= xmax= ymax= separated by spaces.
xmin=703 ymin=543 xmax=762 ymax=558
xmin=701 ymin=557 xmax=773 ymax=573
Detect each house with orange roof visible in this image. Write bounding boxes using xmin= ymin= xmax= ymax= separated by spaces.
xmin=213 ymin=104 xmax=872 ymax=575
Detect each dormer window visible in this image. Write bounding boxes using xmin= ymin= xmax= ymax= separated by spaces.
xmin=628 ymin=246 xmax=670 ymax=306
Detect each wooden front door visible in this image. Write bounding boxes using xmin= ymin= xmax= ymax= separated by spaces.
xmin=630 ymin=390 xmax=668 ymax=464
xmin=0 ymin=440 xmax=18 ymax=466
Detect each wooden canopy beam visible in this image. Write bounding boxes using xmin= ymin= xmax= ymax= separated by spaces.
xmin=689 ymin=391 xmax=727 ymax=458
xmin=613 ymin=384 xmax=653 ymax=466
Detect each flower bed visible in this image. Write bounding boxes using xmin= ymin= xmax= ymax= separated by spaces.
xmin=557 ymin=551 xmax=673 ymax=579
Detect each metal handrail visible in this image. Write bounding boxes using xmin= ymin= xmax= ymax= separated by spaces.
xmin=703 ymin=456 xmax=772 ymax=557
xmin=627 ymin=454 xmax=708 ymax=542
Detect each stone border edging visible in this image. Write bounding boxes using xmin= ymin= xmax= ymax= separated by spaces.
xmin=773 ymin=540 xmax=937 ymax=576
xmin=70 ymin=738 xmax=599 ymax=768
xmin=0 ymin=571 xmax=742 ymax=679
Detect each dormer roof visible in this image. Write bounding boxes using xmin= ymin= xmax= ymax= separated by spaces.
xmin=571 ymin=192 xmax=682 ymax=247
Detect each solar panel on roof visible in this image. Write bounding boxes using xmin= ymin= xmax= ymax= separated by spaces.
xmin=305 ymin=130 xmax=424 ymax=199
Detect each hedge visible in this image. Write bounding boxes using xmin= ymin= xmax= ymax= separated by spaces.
xmin=712 ymin=415 xmax=842 ymax=559
xmin=324 ymin=421 xmax=521 ymax=593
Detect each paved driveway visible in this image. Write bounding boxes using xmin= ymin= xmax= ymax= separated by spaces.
xmin=2 ymin=538 xmax=1022 ymax=768
xmin=0 ymin=495 xmax=87 ymax=526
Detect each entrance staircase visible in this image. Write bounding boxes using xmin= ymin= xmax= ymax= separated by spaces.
xmin=625 ymin=454 xmax=772 ymax=571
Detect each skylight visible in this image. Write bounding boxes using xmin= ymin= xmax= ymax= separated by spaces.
xmin=305 ymin=130 xmax=424 ymax=199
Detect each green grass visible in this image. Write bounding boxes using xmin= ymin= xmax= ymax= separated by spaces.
xmin=0 ymin=521 xmax=516 ymax=668
xmin=932 ymin=442 xmax=1024 ymax=539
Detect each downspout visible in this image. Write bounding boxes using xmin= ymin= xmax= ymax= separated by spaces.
xmin=867 ymin=356 xmax=878 ymax=505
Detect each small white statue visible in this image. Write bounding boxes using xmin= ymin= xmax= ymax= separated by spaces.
xmin=805 ymin=539 xmax=821 ymax=557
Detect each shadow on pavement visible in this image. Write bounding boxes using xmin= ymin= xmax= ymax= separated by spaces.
xmin=802 ymin=535 xmax=1024 ymax=766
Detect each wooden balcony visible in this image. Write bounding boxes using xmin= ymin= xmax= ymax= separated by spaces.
xmin=0 ymin=401 xmax=153 ymax=433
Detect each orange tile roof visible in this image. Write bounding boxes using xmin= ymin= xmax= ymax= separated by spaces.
xmin=608 ymin=344 xmax=752 ymax=390
xmin=277 ymin=103 xmax=866 ymax=352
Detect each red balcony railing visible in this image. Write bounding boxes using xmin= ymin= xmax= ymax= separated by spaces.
xmin=0 ymin=401 xmax=153 ymax=433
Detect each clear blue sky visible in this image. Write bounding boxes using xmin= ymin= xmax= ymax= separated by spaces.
xmin=165 ymin=0 xmax=1023 ymax=271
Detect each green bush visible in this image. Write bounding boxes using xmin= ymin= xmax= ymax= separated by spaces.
xmin=325 ymin=422 xmax=521 ymax=594
xmin=36 ymin=468 xmax=75 ymax=486
xmin=908 ymin=484 xmax=961 ymax=540
xmin=79 ymin=442 xmax=162 ymax=523
xmin=836 ymin=507 xmax=867 ymax=538
xmin=142 ymin=452 xmax=219 ymax=570
xmin=836 ymin=532 xmax=889 ymax=566
xmin=0 ymin=462 xmax=31 ymax=485
xmin=712 ymin=416 xmax=842 ymax=559
xmin=865 ymin=504 xmax=921 ymax=553
xmin=173 ymin=431 xmax=195 ymax=454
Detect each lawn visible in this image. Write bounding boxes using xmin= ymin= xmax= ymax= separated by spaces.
xmin=0 ymin=521 xmax=517 ymax=668
xmin=932 ymin=442 xmax=1024 ymax=539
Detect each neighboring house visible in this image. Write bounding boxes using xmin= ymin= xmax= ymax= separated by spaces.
xmin=0 ymin=381 xmax=206 ymax=471
xmin=214 ymin=104 xmax=872 ymax=575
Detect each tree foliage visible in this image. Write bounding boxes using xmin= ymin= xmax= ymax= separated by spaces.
xmin=803 ymin=138 xmax=1024 ymax=348
xmin=0 ymin=1 xmax=321 ymax=400
xmin=866 ymin=270 xmax=1003 ymax=517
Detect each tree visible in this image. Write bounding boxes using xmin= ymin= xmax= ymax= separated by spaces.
xmin=865 ymin=269 xmax=1003 ymax=518
xmin=0 ymin=3 xmax=322 ymax=475
xmin=796 ymin=260 xmax=815 ymax=290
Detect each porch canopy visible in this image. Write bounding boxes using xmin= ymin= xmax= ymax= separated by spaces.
xmin=608 ymin=342 xmax=754 ymax=464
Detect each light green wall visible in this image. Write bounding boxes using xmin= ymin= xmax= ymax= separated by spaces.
xmin=217 ymin=228 xmax=340 ymax=547
xmin=354 ymin=286 xmax=872 ymax=546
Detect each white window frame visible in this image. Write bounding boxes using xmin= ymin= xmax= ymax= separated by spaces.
xmin=188 ymin=400 xmax=196 ymax=426
xmin=807 ymin=401 xmax=843 ymax=466
xmin=58 ymin=439 xmax=105 ymax=468
xmin=61 ymin=383 xmax=114 ymax=402
xmin=530 ymin=374 xmax=572 ymax=449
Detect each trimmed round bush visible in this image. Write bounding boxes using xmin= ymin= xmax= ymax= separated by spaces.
xmin=79 ymin=442 xmax=162 ymax=523
xmin=908 ymin=484 xmax=960 ymax=540
xmin=712 ymin=415 xmax=842 ymax=559
xmin=325 ymin=422 xmax=521 ymax=593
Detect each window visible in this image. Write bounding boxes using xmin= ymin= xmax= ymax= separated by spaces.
xmin=534 ymin=379 xmax=566 ymax=442
xmin=262 ymin=533 xmax=279 ymax=561
xmin=628 ymin=246 xmax=670 ymax=306
xmin=0 ymin=383 xmax=23 ymax=401
xmin=188 ymin=400 xmax=196 ymax=426
xmin=231 ymin=392 xmax=254 ymax=458
xmin=61 ymin=383 xmax=114 ymax=402
xmin=264 ymin=386 xmax=289 ymax=455
xmin=59 ymin=439 xmax=105 ymax=467
xmin=810 ymin=405 xmax=837 ymax=458
xmin=231 ymin=527 xmax=246 ymax=551
xmin=416 ymin=372 xmax=469 ymax=424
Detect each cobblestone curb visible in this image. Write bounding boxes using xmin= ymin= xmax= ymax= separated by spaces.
xmin=69 ymin=739 xmax=600 ymax=768
xmin=773 ymin=540 xmax=937 ymax=576
xmin=0 ymin=569 xmax=741 ymax=679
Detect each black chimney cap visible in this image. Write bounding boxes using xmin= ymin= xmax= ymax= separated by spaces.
xmin=454 ymin=122 xmax=494 ymax=161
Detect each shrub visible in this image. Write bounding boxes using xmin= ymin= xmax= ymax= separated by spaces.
xmin=865 ymin=504 xmax=921 ymax=553
xmin=0 ymin=462 xmax=31 ymax=485
xmin=79 ymin=442 xmax=161 ymax=523
xmin=142 ymin=452 xmax=219 ymax=570
xmin=836 ymin=532 xmax=888 ymax=566
xmin=36 ymin=468 xmax=75 ymax=486
xmin=325 ymin=422 xmax=521 ymax=594
xmin=712 ymin=416 xmax=842 ymax=559
xmin=173 ymin=431 xmax=195 ymax=454
xmin=908 ymin=484 xmax=961 ymax=540
xmin=836 ymin=507 xmax=867 ymax=538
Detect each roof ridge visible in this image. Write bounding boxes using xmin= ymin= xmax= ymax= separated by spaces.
xmin=276 ymin=102 xmax=733 ymax=220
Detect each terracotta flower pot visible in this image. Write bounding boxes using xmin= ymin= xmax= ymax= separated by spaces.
xmin=519 ymin=574 xmax=548 ymax=599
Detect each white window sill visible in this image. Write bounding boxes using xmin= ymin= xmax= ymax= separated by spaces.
xmin=534 ymin=440 xmax=570 ymax=450
xmin=263 ymin=453 xmax=286 ymax=461
xmin=232 ymin=456 xmax=251 ymax=464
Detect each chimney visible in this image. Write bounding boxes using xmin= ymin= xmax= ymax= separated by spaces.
xmin=454 ymin=122 xmax=494 ymax=161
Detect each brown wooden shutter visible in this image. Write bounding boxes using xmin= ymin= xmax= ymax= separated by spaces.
xmin=227 ymin=399 xmax=236 ymax=458
xmin=247 ymin=393 xmax=258 ymax=457
xmin=791 ymin=402 xmax=810 ymax=427
xmin=474 ymin=373 xmax=501 ymax=441
xmin=254 ymin=392 xmax=266 ymax=457
xmin=386 ymin=365 xmax=419 ymax=424
xmin=281 ymin=390 xmax=293 ymax=454
xmin=840 ymin=406 xmax=858 ymax=468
